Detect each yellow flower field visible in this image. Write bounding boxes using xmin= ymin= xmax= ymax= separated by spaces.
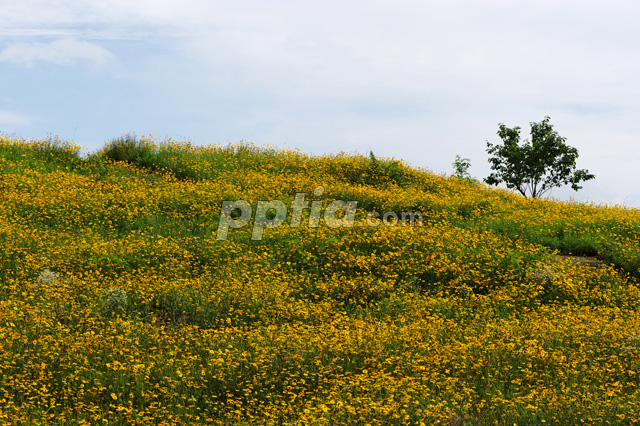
xmin=1 ymin=134 xmax=640 ymax=425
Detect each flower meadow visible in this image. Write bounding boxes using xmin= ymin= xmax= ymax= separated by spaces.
xmin=1 ymin=134 xmax=640 ymax=425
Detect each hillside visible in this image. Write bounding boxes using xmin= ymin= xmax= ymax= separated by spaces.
xmin=1 ymin=135 xmax=640 ymax=425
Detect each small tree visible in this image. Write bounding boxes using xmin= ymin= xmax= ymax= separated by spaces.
xmin=484 ymin=116 xmax=595 ymax=198
xmin=452 ymin=155 xmax=472 ymax=179
xmin=452 ymin=155 xmax=478 ymax=183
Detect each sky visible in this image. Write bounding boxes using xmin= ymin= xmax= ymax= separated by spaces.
xmin=1 ymin=0 xmax=639 ymax=206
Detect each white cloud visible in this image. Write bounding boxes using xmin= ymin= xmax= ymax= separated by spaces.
xmin=0 ymin=38 xmax=114 ymax=67
xmin=0 ymin=28 xmax=150 ymax=41
xmin=0 ymin=110 xmax=31 ymax=126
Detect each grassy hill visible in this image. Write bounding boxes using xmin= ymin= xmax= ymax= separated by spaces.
xmin=1 ymin=134 xmax=640 ymax=425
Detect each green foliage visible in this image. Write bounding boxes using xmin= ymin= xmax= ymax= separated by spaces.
xmin=451 ymin=155 xmax=479 ymax=188
xmin=100 ymin=135 xmax=200 ymax=180
xmin=366 ymin=151 xmax=410 ymax=186
xmin=99 ymin=136 xmax=315 ymax=182
xmin=101 ymin=134 xmax=153 ymax=164
xmin=0 ymin=135 xmax=83 ymax=174
xmin=452 ymin=155 xmax=472 ymax=179
xmin=484 ymin=116 xmax=595 ymax=198
xmin=326 ymin=151 xmax=412 ymax=188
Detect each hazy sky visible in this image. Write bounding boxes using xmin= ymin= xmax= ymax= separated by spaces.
xmin=1 ymin=0 xmax=639 ymax=206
